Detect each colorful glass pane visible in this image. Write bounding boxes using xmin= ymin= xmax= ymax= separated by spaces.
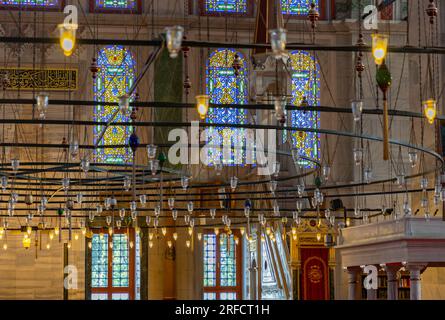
xmin=219 ymin=234 xmax=236 ymax=287
xmin=94 ymin=0 xmax=137 ymax=9
xmin=112 ymin=234 xmax=129 ymax=287
xmin=94 ymin=46 xmax=135 ymax=164
xmin=0 ymin=0 xmax=60 ymax=7
xmin=203 ymin=292 xmax=217 ymax=300
xmin=203 ymin=234 xmax=217 ymax=287
xmin=205 ymin=0 xmax=247 ymax=14
xmin=91 ymin=234 xmax=109 ymax=288
xmin=220 ymin=292 xmax=237 ymax=300
xmin=289 ymin=50 xmax=320 ymax=168
xmin=281 ymin=0 xmax=319 ymax=15
xmin=206 ymin=49 xmax=248 ymax=165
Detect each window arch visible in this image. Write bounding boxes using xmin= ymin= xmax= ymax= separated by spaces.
xmin=281 ymin=0 xmax=319 ymax=16
xmin=94 ymin=45 xmax=135 ymax=164
xmin=206 ymin=48 xmax=248 ymax=166
xmin=289 ymin=50 xmax=320 ymax=167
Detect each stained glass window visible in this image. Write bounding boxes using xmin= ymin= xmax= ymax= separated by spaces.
xmin=91 ymin=234 xmax=109 ymax=288
xmin=93 ymin=0 xmax=139 ymax=11
xmin=281 ymin=0 xmax=319 ymax=15
xmin=90 ymin=231 xmax=140 ymax=300
xmin=203 ymin=232 xmax=240 ymax=300
xmin=289 ymin=50 xmax=320 ymax=167
xmin=204 ymin=0 xmax=247 ymax=14
xmin=94 ymin=46 xmax=135 ymax=164
xmin=0 ymin=0 xmax=61 ymax=8
xmin=206 ymin=49 xmax=248 ymax=166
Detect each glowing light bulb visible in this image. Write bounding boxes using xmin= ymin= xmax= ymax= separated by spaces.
xmin=186 ymin=240 xmax=191 ymax=248
xmin=162 ymin=227 xmax=167 ymax=236
xmin=88 ymin=242 xmax=92 ymax=249
xmin=188 ymin=227 xmax=193 ymax=236
xmin=197 ymin=233 xmax=202 ymax=241
xmin=58 ymin=23 xmax=78 ymax=57
xmin=167 ymin=240 xmax=173 ymax=248
xmin=173 ymin=232 xmax=178 ymax=241
xmin=27 ymin=226 xmax=32 ymax=235
xmin=2 ymin=243 xmax=7 ymax=250
xmin=371 ymin=33 xmax=388 ymax=65
xmin=54 ymin=227 xmax=60 ymax=236
xmin=240 ymin=227 xmax=245 ymax=236
xmin=214 ymin=228 xmax=219 ymax=236
xmin=149 ymin=233 xmax=154 ymax=240
xmin=423 ymin=99 xmax=437 ymax=124
xmin=196 ymin=95 xmax=209 ymax=120
xmin=67 ymin=241 xmax=71 ymax=249
xmin=129 ymin=241 xmax=134 ymax=249
xmin=149 ymin=241 xmax=153 ymax=248
xmin=316 ymin=233 xmax=322 ymax=241
xmin=74 ymin=234 xmax=79 ymax=241
xmin=46 ymin=243 xmax=51 ymax=250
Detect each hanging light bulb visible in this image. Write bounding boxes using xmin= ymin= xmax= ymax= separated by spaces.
xmin=273 ymin=96 xmax=287 ymax=124
xmin=353 ymin=148 xmax=363 ymax=166
xmin=423 ymin=99 xmax=437 ymax=124
xmin=403 ymin=200 xmax=412 ymax=216
xmin=364 ymin=167 xmax=373 ymax=183
xmin=123 ymin=177 xmax=131 ymax=191
xmin=408 ymin=151 xmax=418 ymax=167
xmin=167 ymin=240 xmax=173 ymax=249
xmin=188 ymin=227 xmax=193 ymax=236
xmin=187 ymin=201 xmax=194 ymax=213
xmin=425 ymin=211 xmax=431 ymax=222
xmin=230 ymin=176 xmax=239 ymax=190
xmin=329 ymin=216 xmax=335 ymax=226
xmin=371 ymin=33 xmax=389 ymax=65
xmin=272 ymin=161 xmax=281 ymax=177
xmin=181 ymin=176 xmax=190 ymax=190
xmin=149 ymin=160 xmax=160 ymax=175
xmin=3 ymin=243 xmax=7 ymax=250
xmin=36 ymin=92 xmax=49 ymax=119
xmin=197 ymin=233 xmax=202 ymax=241
xmin=324 ymin=209 xmax=331 ymax=219
xmin=131 ymin=211 xmax=138 ymax=221
xmin=130 ymin=201 xmax=137 ymax=212
xmin=146 ymin=144 xmax=157 ymax=160
xmin=76 ymin=193 xmax=83 ymax=204
xmin=184 ymin=214 xmax=190 ymax=225
xmin=173 ymin=232 xmax=178 ymax=241
xmin=118 ymin=94 xmax=130 ymax=114
xmin=154 ymin=204 xmax=161 ymax=216
xmin=351 ymin=100 xmax=363 ymax=122
xmin=196 ymin=95 xmax=210 ymax=120
xmin=186 ymin=240 xmax=191 ymax=248
xmin=58 ymin=22 xmax=78 ymax=56
xmin=273 ymin=202 xmax=280 ymax=216
xmin=149 ymin=241 xmax=154 ymax=249
xmin=69 ymin=139 xmax=79 ymax=160
xmin=168 ymin=197 xmax=175 ymax=210
xmin=297 ymin=184 xmax=305 ymax=198
xmin=1 ymin=176 xmax=7 ymax=191
xmin=139 ymin=194 xmax=147 ymax=206
xmin=145 ymin=216 xmax=151 ymax=226
xmin=164 ymin=25 xmax=184 ymax=58
xmin=54 ymin=226 xmax=60 ymax=236
xmin=322 ymin=165 xmax=331 ymax=181
xmin=106 ymin=215 xmax=112 ymax=226
xmin=162 ymin=227 xmax=167 ymax=236
xmin=420 ymin=177 xmax=428 ymax=191
xmin=396 ymin=174 xmax=406 ymax=187
xmin=210 ymin=208 xmax=216 ymax=219
xmin=214 ymin=228 xmax=219 ymax=236
xmin=62 ymin=177 xmax=70 ymax=192
xmin=421 ymin=197 xmax=428 ymax=208
xmin=11 ymin=159 xmax=19 ymax=173
xmin=80 ymin=157 xmax=90 ymax=174
xmin=269 ymin=180 xmax=278 ymax=193
xmin=269 ymin=28 xmax=287 ymax=59
xmin=119 ymin=208 xmax=126 ymax=219
xmin=172 ymin=209 xmax=178 ymax=221
xmin=96 ymin=204 xmax=103 ymax=215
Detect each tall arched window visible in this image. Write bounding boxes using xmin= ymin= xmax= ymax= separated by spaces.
xmin=94 ymin=46 xmax=135 ymax=164
xmin=289 ymin=50 xmax=320 ymax=167
xmin=206 ymin=49 xmax=248 ymax=166
xmin=281 ymin=0 xmax=319 ymax=15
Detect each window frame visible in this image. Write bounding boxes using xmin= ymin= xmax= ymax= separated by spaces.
xmin=203 ymin=230 xmax=242 ymax=300
xmin=89 ymin=0 xmax=142 ymax=14
xmin=90 ymin=228 xmax=136 ymax=300
xmin=0 ymin=0 xmax=64 ymax=11
xmin=281 ymin=0 xmax=332 ymax=20
xmin=197 ymin=0 xmax=254 ymax=17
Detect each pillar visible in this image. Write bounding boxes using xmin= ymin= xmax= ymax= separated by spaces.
xmin=249 ymin=257 xmax=258 ymax=300
xmin=346 ymin=267 xmax=362 ymax=300
xmin=407 ymin=264 xmax=427 ymax=300
xmin=385 ymin=265 xmax=400 ymax=300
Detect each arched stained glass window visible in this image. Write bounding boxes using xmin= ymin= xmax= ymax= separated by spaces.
xmin=94 ymin=46 xmax=135 ymax=164
xmin=289 ymin=50 xmax=320 ymax=167
xmin=281 ymin=0 xmax=319 ymax=15
xmin=204 ymin=0 xmax=247 ymax=14
xmin=206 ymin=49 xmax=248 ymax=166
xmin=0 ymin=0 xmax=61 ymax=9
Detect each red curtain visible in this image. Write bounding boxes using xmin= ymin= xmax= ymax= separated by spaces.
xmin=300 ymin=248 xmax=329 ymax=300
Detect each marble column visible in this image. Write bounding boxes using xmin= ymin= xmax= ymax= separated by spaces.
xmin=385 ymin=265 xmax=400 ymax=300
xmin=249 ymin=258 xmax=258 ymax=300
xmin=346 ymin=267 xmax=362 ymax=300
xmin=407 ymin=264 xmax=427 ymax=300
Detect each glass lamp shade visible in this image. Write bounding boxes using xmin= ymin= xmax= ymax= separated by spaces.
xmin=69 ymin=140 xmax=79 ymax=159
xmin=274 ymin=96 xmax=287 ymax=123
xmin=230 ymin=176 xmax=239 ymax=190
xmin=272 ymin=161 xmax=281 ymax=177
xmin=172 ymin=209 xmax=178 ymax=221
xmin=396 ymin=174 xmax=406 ymax=187
xmin=423 ymin=99 xmax=437 ymax=124
xmin=269 ymin=28 xmax=287 ymax=59
xmin=371 ymin=33 xmax=388 ymax=65
xmin=58 ymin=23 xmax=78 ymax=57
xmin=130 ymin=201 xmax=137 ymax=212
xmin=145 ymin=216 xmax=151 ymax=226
xmin=353 ymin=148 xmax=363 ymax=166
xmin=408 ymin=151 xmax=418 ymax=167
xmin=297 ymin=184 xmax=305 ymax=198
xmin=420 ymin=177 xmax=429 ymax=190
xmin=196 ymin=95 xmax=210 ymax=120
xmin=76 ymin=193 xmax=83 ymax=204
xmin=269 ymin=180 xmax=278 ymax=193
xmin=11 ymin=159 xmax=20 ymax=172
xmin=149 ymin=160 xmax=160 ymax=175
xmin=96 ymin=204 xmax=103 ymax=215
xmin=105 ymin=216 xmax=112 ymax=225
xmin=165 ymin=26 xmax=184 ymax=58
xmin=1 ymin=176 xmax=7 ymax=191
xmin=36 ymin=92 xmax=49 ymax=118
xmin=322 ymin=165 xmax=331 ymax=180
xmin=168 ymin=197 xmax=175 ymax=210
xmin=62 ymin=177 xmax=70 ymax=192
xmin=364 ymin=167 xmax=373 ymax=183
xmin=80 ymin=158 xmax=90 ymax=174
xmin=209 ymin=208 xmax=216 ymax=219
xmin=146 ymin=144 xmax=157 ymax=159
xmin=181 ymin=176 xmax=189 ymax=190
xmin=351 ymin=100 xmax=363 ymax=122
xmin=118 ymin=95 xmax=130 ymax=114
xmin=139 ymin=194 xmax=147 ymax=206
xmin=187 ymin=201 xmax=194 ymax=213
xmin=154 ymin=205 xmax=161 ymax=216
